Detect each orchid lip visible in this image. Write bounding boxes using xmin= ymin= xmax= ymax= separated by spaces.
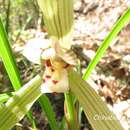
xmin=23 ymin=38 xmax=71 ymax=93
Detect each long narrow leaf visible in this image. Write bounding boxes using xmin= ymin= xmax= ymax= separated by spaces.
xmin=0 ymin=82 xmax=61 ymax=130
xmin=0 ymin=75 xmax=42 ymax=130
xmin=0 ymin=17 xmax=21 ymax=89
xmin=39 ymin=95 xmax=59 ymax=130
xmin=59 ymin=117 xmax=66 ymax=130
xmin=0 ymin=92 xmax=60 ymax=129
xmin=69 ymin=69 xmax=124 ymax=130
xmin=83 ymin=8 xmax=130 ymax=80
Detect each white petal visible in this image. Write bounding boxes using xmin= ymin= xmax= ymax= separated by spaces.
xmin=41 ymin=48 xmax=56 ymax=60
xmin=23 ymin=38 xmax=51 ymax=64
xmin=40 ymin=84 xmax=53 ymax=93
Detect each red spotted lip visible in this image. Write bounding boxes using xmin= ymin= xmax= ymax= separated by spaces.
xmin=45 ymin=75 xmax=51 ymax=79
xmin=52 ymin=80 xmax=59 ymax=84
xmin=45 ymin=60 xmax=52 ymax=67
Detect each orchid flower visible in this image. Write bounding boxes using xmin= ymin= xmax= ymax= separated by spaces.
xmin=23 ymin=38 xmax=78 ymax=93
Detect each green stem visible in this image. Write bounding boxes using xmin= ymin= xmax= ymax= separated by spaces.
xmin=64 ymin=92 xmax=79 ymax=130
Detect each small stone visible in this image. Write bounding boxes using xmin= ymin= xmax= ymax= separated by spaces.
xmin=83 ymin=49 xmax=95 ymax=60
xmin=123 ymin=55 xmax=130 ymax=63
xmin=125 ymin=109 xmax=130 ymax=118
xmin=84 ymin=0 xmax=92 ymax=4
xmin=113 ymin=101 xmax=129 ymax=113
xmin=74 ymin=0 xmax=82 ymax=11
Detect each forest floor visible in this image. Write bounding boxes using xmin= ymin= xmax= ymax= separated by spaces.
xmin=0 ymin=0 xmax=130 ymax=130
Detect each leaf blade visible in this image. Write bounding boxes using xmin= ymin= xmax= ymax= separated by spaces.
xmin=0 ymin=17 xmax=22 ymax=89
xmin=83 ymin=8 xmax=130 ymax=80
xmin=69 ymin=69 xmax=124 ymax=130
xmin=39 ymin=95 xmax=60 ymax=130
xmin=0 ymin=75 xmax=42 ymax=130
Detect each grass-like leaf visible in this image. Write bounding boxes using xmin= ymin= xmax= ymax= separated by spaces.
xmin=59 ymin=117 xmax=66 ymax=130
xmin=39 ymin=95 xmax=59 ymax=130
xmin=0 ymin=75 xmax=42 ymax=130
xmin=0 ymin=17 xmax=22 ymax=90
xmin=69 ymin=69 xmax=124 ymax=130
xmin=83 ymin=8 xmax=130 ymax=80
